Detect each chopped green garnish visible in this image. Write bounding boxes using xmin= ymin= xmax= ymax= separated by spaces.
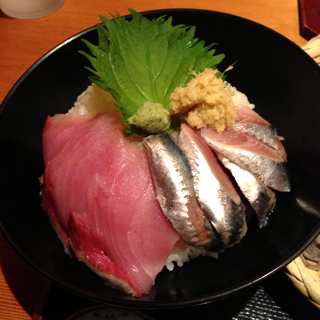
xmin=80 ymin=9 xmax=225 ymax=136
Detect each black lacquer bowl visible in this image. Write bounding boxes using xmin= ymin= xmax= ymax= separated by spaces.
xmin=1 ymin=9 xmax=320 ymax=308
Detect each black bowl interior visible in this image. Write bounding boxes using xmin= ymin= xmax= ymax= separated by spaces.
xmin=1 ymin=9 xmax=320 ymax=308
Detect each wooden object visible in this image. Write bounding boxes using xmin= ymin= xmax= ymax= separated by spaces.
xmin=299 ymin=0 xmax=320 ymax=39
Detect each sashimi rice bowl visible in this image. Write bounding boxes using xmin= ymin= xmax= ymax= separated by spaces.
xmin=40 ymin=9 xmax=292 ymax=298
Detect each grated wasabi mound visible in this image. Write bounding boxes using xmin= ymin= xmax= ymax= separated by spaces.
xmin=127 ymin=101 xmax=171 ymax=133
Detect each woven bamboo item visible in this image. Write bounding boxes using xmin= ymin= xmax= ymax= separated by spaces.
xmin=301 ymin=34 xmax=320 ymax=65
xmin=285 ymin=235 xmax=320 ymax=308
xmin=285 ymin=35 xmax=320 ymax=308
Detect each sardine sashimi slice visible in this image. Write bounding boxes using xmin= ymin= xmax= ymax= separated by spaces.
xmin=143 ymin=133 xmax=218 ymax=250
xmin=200 ymin=128 xmax=291 ymax=192
xmin=219 ymin=156 xmax=276 ymax=228
xmin=234 ymin=105 xmax=287 ymax=161
xmin=234 ymin=123 xmax=286 ymax=159
xmin=42 ymin=112 xmax=180 ymax=297
xmin=178 ymin=124 xmax=247 ymax=248
xmin=235 ymin=105 xmax=271 ymax=125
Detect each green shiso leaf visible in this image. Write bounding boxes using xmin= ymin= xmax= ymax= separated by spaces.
xmin=79 ymin=9 xmax=225 ymax=136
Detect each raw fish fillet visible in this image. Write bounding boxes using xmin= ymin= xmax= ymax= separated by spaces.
xmin=198 ymin=105 xmax=286 ymax=226
xmin=178 ymin=124 xmax=247 ymax=248
xmin=41 ymin=112 xmax=180 ymax=297
xmin=235 ymin=105 xmax=271 ymax=126
xmin=200 ymin=128 xmax=290 ymax=192
xmin=219 ymin=157 xmax=276 ymax=228
xmin=234 ymin=105 xmax=287 ymax=161
xmin=143 ymin=133 xmax=218 ymax=250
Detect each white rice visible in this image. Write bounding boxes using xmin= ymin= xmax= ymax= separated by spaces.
xmin=165 ymin=244 xmax=218 ymax=271
xmin=69 ymin=83 xmax=118 ymax=116
xmin=230 ymin=85 xmax=255 ymax=109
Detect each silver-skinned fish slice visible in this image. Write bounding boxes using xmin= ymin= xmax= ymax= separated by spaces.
xmin=234 ymin=105 xmax=287 ymax=161
xmin=200 ymin=128 xmax=291 ymax=192
xmin=219 ymin=156 xmax=276 ymax=228
xmin=143 ymin=133 xmax=218 ymax=250
xmin=178 ymin=124 xmax=247 ymax=249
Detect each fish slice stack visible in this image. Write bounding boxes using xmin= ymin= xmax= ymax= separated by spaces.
xmin=41 ymin=110 xmax=181 ymax=297
xmin=142 ymin=96 xmax=290 ymax=251
xmin=41 ymin=83 xmax=291 ymax=296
